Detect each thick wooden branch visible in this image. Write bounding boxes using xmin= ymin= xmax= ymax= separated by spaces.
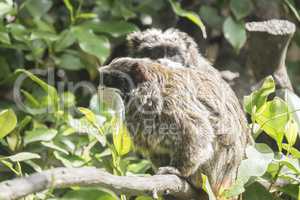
xmin=245 ymin=19 xmax=295 ymax=91
xmin=0 ymin=167 xmax=198 ymax=200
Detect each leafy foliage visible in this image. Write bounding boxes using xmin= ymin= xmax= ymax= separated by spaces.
xmin=0 ymin=0 xmax=299 ymax=200
xmin=225 ymin=77 xmax=300 ymax=200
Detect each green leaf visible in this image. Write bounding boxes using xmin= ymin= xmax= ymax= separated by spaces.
xmin=199 ymin=6 xmax=223 ymax=29
xmin=41 ymin=141 xmax=69 ymax=155
xmin=78 ymin=107 xmax=97 ymax=125
xmin=5 ymin=152 xmax=40 ymax=162
xmin=223 ymin=17 xmax=246 ymax=52
xmin=72 ymin=27 xmax=110 ymax=64
xmin=61 ymin=92 xmax=76 ymax=108
xmin=168 ymin=0 xmax=207 ymax=38
xmin=278 ymin=157 xmax=300 ymax=174
xmin=24 ymin=128 xmax=57 ymax=145
xmin=254 ymin=97 xmax=290 ymax=151
xmin=230 ymin=0 xmax=253 ymax=20
xmin=76 ymin=12 xmax=97 ymax=20
xmin=112 ymin=120 xmax=132 ymax=156
xmin=0 ymin=0 xmax=13 ymax=18
xmin=0 ymin=57 xmax=11 ymax=82
xmin=77 ymin=108 xmax=107 ymax=145
xmin=7 ymin=24 xmax=28 ymax=42
xmin=82 ymin=21 xmax=138 ymax=37
xmin=6 ymin=131 xmax=18 ymax=151
xmin=60 ymin=188 xmax=117 ymax=200
xmin=53 ymin=151 xmax=86 ymax=167
xmin=225 ymin=144 xmax=273 ymax=197
xmin=21 ymin=89 xmax=40 ymax=108
xmin=0 ymin=159 xmax=19 ymax=175
xmin=243 ymin=182 xmax=273 ymax=200
xmin=57 ymin=53 xmax=85 ymax=71
xmin=63 ymin=0 xmax=74 ymax=22
xmin=282 ymin=144 xmax=300 ymax=158
xmin=278 ymin=89 xmax=300 ymax=138
xmin=24 ymin=0 xmax=52 ymax=18
xmin=278 ymin=184 xmax=299 ymax=199
xmin=54 ymin=29 xmax=76 ymax=52
xmin=30 ymin=30 xmax=58 ymax=42
xmin=244 ymin=76 xmax=275 ymax=115
xmin=127 ymin=159 xmax=151 ymax=174
xmin=0 ymin=109 xmax=17 ymax=139
xmin=285 ymin=119 xmax=298 ymax=147
xmin=0 ymin=32 xmax=10 ymax=44
xmin=15 ymin=69 xmax=59 ymax=111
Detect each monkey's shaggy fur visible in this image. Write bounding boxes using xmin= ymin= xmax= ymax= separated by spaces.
xmin=100 ymin=57 xmax=250 ymax=197
xmin=127 ymin=28 xmax=210 ymax=69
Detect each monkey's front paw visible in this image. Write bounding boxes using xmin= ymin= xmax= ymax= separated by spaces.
xmin=156 ymin=166 xmax=182 ymax=177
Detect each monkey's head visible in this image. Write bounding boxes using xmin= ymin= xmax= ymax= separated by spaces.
xmin=127 ymin=28 xmax=202 ymax=68
xmin=99 ymin=57 xmax=166 ymax=113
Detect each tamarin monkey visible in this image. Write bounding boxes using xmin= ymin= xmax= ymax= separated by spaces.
xmin=100 ymin=55 xmax=251 ymax=199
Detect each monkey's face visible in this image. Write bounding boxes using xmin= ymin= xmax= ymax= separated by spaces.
xmin=99 ymin=57 xmax=165 ymax=114
xmin=127 ymin=28 xmax=194 ymax=67
xmin=99 ymin=57 xmax=162 ymax=99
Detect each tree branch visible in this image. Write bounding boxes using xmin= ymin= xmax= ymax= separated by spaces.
xmin=0 ymin=167 xmax=199 ymax=200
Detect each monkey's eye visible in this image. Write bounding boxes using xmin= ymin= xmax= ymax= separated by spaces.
xmin=167 ymin=48 xmax=184 ymax=65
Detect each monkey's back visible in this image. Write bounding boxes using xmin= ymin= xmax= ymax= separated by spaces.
xmin=125 ymin=61 xmax=250 ymax=197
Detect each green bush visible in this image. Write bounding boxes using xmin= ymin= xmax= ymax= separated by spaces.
xmin=0 ymin=0 xmax=299 ymax=199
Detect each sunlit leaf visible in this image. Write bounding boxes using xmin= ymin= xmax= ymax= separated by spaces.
xmin=0 ymin=109 xmax=17 ymax=139
xmin=278 ymin=89 xmax=300 ymax=137
xmin=41 ymin=141 xmax=69 ymax=155
xmin=15 ymin=69 xmax=59 ymax=111
xmin=76 ymin=12 xmax=97 ymax=20
xmin=0 ymin=0 xmax=13 ymax=18
xmin=53 ymin=151 xmax=86 ymax=167
xmin=244 ymin=76 xmax=275 ymax=115
xmin=285 ymin=119 xmax=298 ymax=147
xmin=254 ymin=97 xmax=290 ymax=151
xmin=169 ymin=0 xmax=206 ymax=38
xmin=78 ymin=107 xmax=97 ymax=125
xmin=63 ymin=0 xmax=74 ymax=22
xmin=282 ymin=144 xmax=300 ymax=158
xmin=112 ymin=120 xmax=132 ymax=156
xmin=24 ymin=128 xmax=57 ymax=145
xmin=225 ymin=144 xmax=273 ymax=197
xmin=5 ymin=152 xmax=40 ymax=162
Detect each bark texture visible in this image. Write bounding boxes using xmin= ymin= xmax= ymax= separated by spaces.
xmin=0 ymin=167 xmax=198 ymax=200
xmin=245 ymin=19 xmax=295 ymax=91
